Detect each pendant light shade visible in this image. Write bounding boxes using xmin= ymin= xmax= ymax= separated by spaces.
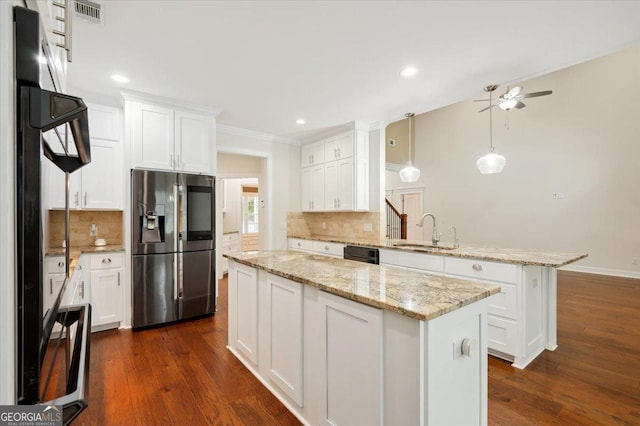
xmin=399 ymin=112 xmax=420 ymax=183
xmin=477 ymin=85 xmax=506 ymax=174
xmin=399 ymin=163 xmax=421 ymax=182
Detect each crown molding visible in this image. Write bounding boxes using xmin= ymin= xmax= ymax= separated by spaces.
xmin=120 ymin=90 xmax=221 ymax=116
xmin=217 ymin=124 xmax=301 ymax=146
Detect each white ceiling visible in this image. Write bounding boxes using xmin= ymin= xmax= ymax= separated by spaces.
xmin=68 ymin=1 xmax=640 ymax=141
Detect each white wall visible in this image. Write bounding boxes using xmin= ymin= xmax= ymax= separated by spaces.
xmin=386 ymin=45 xmax=640 ymax=277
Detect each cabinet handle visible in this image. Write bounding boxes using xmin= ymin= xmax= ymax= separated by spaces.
xmin=84 ymin=192 xmax=88 ymax=206
xmin=337 ymin=147 xmax=341 ymax=158
xmin=80 ymin=281 xmax=84 ymax=299
xmin=74 ymin=192 xmax=78 ymax=207
xmin=102 ymin=258 xmax=112 ymax=264
xmin=472 ymin=264 xmax=483 ymax=271
xmin=170 ymin=154 xmax=174 ymax=168
xmin=49 ymin=279 xmax=53 ymax=295
xmin=297 ymin=242 xmax=301 ymax=247
xmin=461 ymin=338 xmax=473 ymax=356
xmin=58 ymin=261 xmax=64 ymax=268
xmin=117 ymin=272 xmax=120 ymax=287
xmin=177 ymin=154 xmax=182 ymax=169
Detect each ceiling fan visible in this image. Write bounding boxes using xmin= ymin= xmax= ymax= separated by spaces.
xmin=475 ymin=85 xmax=553 ymax=112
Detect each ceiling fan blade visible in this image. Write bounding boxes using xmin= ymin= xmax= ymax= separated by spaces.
xmin=514 ymin=101 xmax=526 ymax=109
xmin=472 ymin=99 xmax=490 ymax=102
xmin=478 ymin=104 xmax=497 ymax=112
xmin=521 ymin=90 xmax=552 ymax=99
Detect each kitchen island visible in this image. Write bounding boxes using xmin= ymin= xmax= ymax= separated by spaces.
xmin=289 ymin=235 xmax=587 ymax=369
xmin=225 ymin=250 xmax=500 ymax=426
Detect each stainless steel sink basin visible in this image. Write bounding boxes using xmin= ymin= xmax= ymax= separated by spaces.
xmin=392 ymin=242 xmax=457 ymax=251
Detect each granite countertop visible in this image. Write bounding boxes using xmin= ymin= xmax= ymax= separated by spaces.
xmin=289 ymin=235 xmax=588 ymax=268
xmin=224 ymin=250 xmax=501 ymax=321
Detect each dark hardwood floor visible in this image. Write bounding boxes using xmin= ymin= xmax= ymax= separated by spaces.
xmin=72 ymin=271 xmax=639 ymax=425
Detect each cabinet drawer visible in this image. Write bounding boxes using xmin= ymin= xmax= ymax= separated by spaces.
xmin=222 ymin=232 xmax=240 ymax=244
xmin=90 ymin=252 xmax=123 ymax=270
xmin=312 ymin=241 xmax=345 ymax=257
xmin=46 ymin=256 xmax=67 ymax=274
xmin=487 ymin=283 xmax=517 ymax=320
xmin=444 ymin=257 xmax=518 ymax=284
xmin=487 ymin=315 xmax=516 ymax=356
xmin=288 ymin=238 xmax=313 ymax=252
xmin=379 ymin=249 xmax=444 ymax=274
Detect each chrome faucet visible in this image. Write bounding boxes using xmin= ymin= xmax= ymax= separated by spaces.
xmin=448 ymin=225 xmax=459 ymax=248
xmin=417 ymin=213 xmax=440 ymax=246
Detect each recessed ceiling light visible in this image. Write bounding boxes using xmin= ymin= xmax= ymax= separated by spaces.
xmin=111 ymin=74 xmax=130 ymax=83
xmin=400 ymin=66 xmax=418 ymax=78
xmin=296 ymin=118 xmax=306 ymax=125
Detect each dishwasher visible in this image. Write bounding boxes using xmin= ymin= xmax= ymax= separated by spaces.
xmin=343 ymin=245 xmax=379 ymax=264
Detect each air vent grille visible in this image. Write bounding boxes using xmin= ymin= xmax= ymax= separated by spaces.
xmin=74 ymin=0 xmax=102 ymax=24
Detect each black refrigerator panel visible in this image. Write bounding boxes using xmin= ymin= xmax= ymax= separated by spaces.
xmin=131 ymin=169 xmax=178 ymax=255
xmin=179 ymin=173 xmax=215 ymax=253
xmin=132 ymin=253 xmax=177 ymax=328
xmin=179 ymin=250 xmax=216 ymax=319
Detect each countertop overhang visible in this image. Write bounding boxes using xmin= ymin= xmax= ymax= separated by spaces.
xmin=225 ymin=250 xmax=500 ymax=321
xmin=289 ymin=235 xmax=588 ymax=267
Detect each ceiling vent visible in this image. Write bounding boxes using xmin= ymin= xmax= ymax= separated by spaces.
xmin=74 ymin=0 xmax=102 ymax=24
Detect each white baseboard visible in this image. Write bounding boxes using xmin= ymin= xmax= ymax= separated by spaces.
xmin=559 ymin=265 xmax=640 ymax=280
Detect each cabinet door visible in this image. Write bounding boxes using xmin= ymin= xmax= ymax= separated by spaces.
xmin=87 ymin=103 xmax=120 ymax=141
xmin=301 ymin=167 xmax=313 ymax=211
xmin=228 ymin=262 xmax=259 ymax=365
xmin=90 ymin=268 xmax=123 ymax=327
xmin=175 ymin=110 xmax=212 ymax=174
xmin=81 ymin=139 xmax=123 ymax=209
xmin=318 ymin=291 xmax=383 ymax=426
xmin=324 ymin=161 xmax=338 ymax=211
xmin=311 ymin=164 xmax=325 ymax=211
xmin=301 ymin=144 xmax=314 ymax=168
xmin=337 ymin=157 xmax=353 ymax=210
xmin=335 ymin=131 xmax=354 ymax=159
xmin=265 ymin=274 xmax=304 ymax=406
xmin=132 ymin=102 xmax=175 ymax=170
xmin=47 ymin=162 xmax=81 ymax=209
xmin=44 ymin=273 xmax=66 ymax=313
xmin=324 ymin=137 xmax=338 ymax=161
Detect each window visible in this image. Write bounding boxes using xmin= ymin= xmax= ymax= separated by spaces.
xmin=242 ymin=191 xmax=259 ymax=234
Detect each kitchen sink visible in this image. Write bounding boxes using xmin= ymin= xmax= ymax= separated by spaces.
xmin=391 ymin=242 xmax=457 ymax=251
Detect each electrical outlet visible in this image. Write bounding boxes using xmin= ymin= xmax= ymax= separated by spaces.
xmin=552 ymin=192 xmax=565 ymax=199
xmin=90 ymin=224 xmax=98 ymax=237
xmin=632 ymin=257 xmax=640 ymax=266
xmin=388 ymin=139 xmax=396 ymax=146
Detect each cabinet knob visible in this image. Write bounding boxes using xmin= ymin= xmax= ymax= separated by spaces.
xmin=472 ymin=264 xmax=483 ymax=271
xmin=461 ymin=338 xmax=473 ymax=356
xmin=58 ymin=261 xmax=64 ymax=268
xmin=102 ymin=258 xmax=112 ymax=264
xmin=324 ymin=245 xmax=329 ymax=251
xmin=297 ymin=242 xmax=301 ymax=247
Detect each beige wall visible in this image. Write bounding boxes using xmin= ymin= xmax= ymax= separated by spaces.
xmin=386 ymin=44 xmax=640 ymax=275
xmin=218 ymin=152 xmax=262 ymax=175
xmin=385 ymin=117 xmax=411 ymax=164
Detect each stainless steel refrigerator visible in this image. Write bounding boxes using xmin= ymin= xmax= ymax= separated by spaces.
xmin=131 ymin=170 xmax=216 ymax=328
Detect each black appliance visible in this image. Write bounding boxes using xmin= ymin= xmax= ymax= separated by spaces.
xmin=343 ymin=245 xmax=380 ymax=264
xmin=131 ymin=170 xmax=216 ymax=328
xmin=15 ymin=6 xmax=91 ymax=424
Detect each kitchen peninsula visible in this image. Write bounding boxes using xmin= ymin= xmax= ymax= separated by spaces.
xmin=225 ymin=250 xmax=501 ymax=426
xmin=289 ymin=234 xmax=588 ymax=369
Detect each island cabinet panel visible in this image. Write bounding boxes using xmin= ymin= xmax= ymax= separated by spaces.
xmin=424 ymin=299 xmax=488 ymax=426
xmin=259 ymin=273 xmax=304 ymax=407
xmin=319 ymin=290 xmax=383 ymax=426
xmin=228 ymin=262 xmax=259 ymax=366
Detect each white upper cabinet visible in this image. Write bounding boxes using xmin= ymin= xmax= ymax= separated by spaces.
xmin=126 ymin=96 xmax=217 ymax=175
xmin=47 ymin=103 xmax=123 ymax=210
xmin=301 ymin=127 xmax=369 ymax=212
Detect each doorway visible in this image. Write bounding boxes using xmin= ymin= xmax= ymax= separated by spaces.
xmin=400 ymin=190 xmax=423 ymax=241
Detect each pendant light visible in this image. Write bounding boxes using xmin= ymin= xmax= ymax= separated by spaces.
xmin=476 ymin=85 xmax=506 ymax=174
xmin=399 ymin=112 xmax=420 ymax=182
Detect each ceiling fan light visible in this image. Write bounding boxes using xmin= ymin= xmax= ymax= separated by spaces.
xmin=476 ymin=152 xmax=506 ymax=174
xmin=499 ymin=99 xmax=518 ymax=110
xmin=399 ymin=162 xmax=421 ymax=182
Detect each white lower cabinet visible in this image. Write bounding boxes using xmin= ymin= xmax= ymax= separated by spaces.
xmin=227 ymin=259 xmax=488 ymax=425
xmin=221 ymin=232 xmax=241 ymax=274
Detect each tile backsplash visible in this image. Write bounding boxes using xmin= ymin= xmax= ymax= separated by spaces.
xmin=287 ymin=211 xmax=381 ymax=239
xmin=48 ymin=210 xmax=123 ymax=248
